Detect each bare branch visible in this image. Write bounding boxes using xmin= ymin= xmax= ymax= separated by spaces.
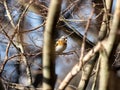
xmin=58 ymin=42 xmax=102 ymax=89
xmin=99 ymin=0 xmax=120 ymax=89
xmin=43 ymin=0 xmax=62 ymax=89
xmin=3 ymin=0 xmax=16 ymax=28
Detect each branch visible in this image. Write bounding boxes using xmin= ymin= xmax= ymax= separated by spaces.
xmin=13 ymin=0 xmax=34 ymax=86
xmin=98 ymin=0 xmax=113 ymax=40
xmin=3 ymin=0 xmax=16 ymax=28
xmin=0 ymin=78 xmax=5 ymax=90
xmin=99 ymin=0 xmax=120 ymax=89
xmin=78 ymin=52 xmax=99 ymax=90
xmin=58 ymin=42 xmax=102 ymax=89
xmin=42 ymin=0 xmax=62 ymax=89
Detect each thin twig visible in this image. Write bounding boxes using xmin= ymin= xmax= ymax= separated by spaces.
xmin=79 ymin=9 xmax=94 ymax=67
xmin=15 ymin=0 xmax=34 ymax=85
xmin=0 ymin=25 xmax=20 ymax=52
xmin=91 ymin=58 xmax=100 ymax=90
xmin=0 ymin=42 xmax=11 ymax=74
xmin=3 ymin=0 xmax=16 ymax=28
xmin=21 ymin=21 xmax=45 ymax=33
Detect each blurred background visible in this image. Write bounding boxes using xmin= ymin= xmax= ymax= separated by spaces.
xmin=0 ymin=0 xmax=119 ymax=90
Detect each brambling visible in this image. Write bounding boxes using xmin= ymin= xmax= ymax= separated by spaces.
xmin=55 ymin=36 xmax=67 ymax=53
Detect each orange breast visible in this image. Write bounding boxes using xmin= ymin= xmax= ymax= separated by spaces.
xmin=57 ymin=40 xmax=66 ymax=46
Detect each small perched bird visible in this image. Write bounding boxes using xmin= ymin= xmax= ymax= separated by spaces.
xmin=55 ymin=36 xmax=67 ymax=53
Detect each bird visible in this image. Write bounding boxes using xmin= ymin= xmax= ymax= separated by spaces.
xmin=55 ymin=36 xmax=67 ymax=54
